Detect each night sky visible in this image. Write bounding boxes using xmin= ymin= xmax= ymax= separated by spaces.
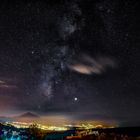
xmin=0 ymin=0 xmax=139 ymax=126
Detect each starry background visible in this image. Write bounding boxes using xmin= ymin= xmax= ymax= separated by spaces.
xmin=0 ymin=0 xmax=139 ymax=126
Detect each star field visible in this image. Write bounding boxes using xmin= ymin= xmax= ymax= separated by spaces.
xmin=0 ymin=0 xmax=140 ymax=126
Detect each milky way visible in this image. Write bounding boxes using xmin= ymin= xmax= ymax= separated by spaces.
xmin=0 ymin=0 xmax=140 ymax=126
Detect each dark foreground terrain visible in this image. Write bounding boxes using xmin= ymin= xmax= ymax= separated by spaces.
xmin=1 ymin=123 xmax=140 ymax=140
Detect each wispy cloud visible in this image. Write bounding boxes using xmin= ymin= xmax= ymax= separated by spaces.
xmin=0 ymin=80 xmax=5 ymax=84
xmin=68 ymin=54 xmax=116 ymax=75
xmin=0 ymin=78 xmax=17 ymax=89
xmin=0 ymin=84 xmax=17 ymax=89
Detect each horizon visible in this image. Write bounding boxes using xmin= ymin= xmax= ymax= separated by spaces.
xmin=0 ymin=111 xmax=138 ymax=128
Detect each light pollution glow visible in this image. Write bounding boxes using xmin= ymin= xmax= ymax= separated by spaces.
xmin=11 ymin=115 xmax=118 ymax=128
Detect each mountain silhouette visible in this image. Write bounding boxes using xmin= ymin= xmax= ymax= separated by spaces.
xmin=17 ymin=112 xmax=39 ymax=118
